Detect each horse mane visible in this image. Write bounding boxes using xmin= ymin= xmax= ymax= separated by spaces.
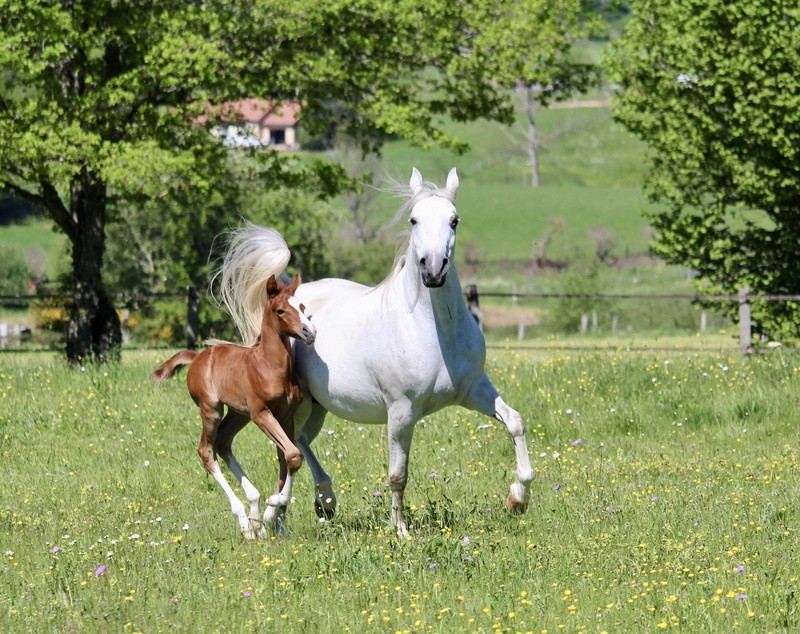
xmin=212 ymin=222 xmax=291 ymax=345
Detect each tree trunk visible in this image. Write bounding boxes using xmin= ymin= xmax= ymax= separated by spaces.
xmin=525 ymin=85 xmax=541 ymax=188
xmin=65 ymin=169 xmax=121 ymax=364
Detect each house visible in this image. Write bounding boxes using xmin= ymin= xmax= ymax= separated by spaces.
xmin=197 ymin=99 xmax=301 ymax=150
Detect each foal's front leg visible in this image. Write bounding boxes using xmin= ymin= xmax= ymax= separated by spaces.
xmin=464 ymin=373 xmax=535 ymax=512
xmin=262 ymin=446 xmax=294 ymax=531
xmin=250 ymin=408 xmax=303 ymax=531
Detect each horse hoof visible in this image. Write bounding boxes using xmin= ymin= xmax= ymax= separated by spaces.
xmin=314 ymin=500 xmax=336 ymax=520
xmin=314 ymin=484 xmax=337 ymax=519
xmin=506 ymin=491 xmax=528 ymax=514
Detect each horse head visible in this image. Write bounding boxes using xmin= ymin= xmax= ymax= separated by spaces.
xmin=266 ymin=273 xmax=316 ymax=344
xmin=408 ymin=167 xmax=460 ymax=288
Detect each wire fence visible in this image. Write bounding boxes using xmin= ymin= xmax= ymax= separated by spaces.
xmin=0 ymin=285 xmax=796 ymax=355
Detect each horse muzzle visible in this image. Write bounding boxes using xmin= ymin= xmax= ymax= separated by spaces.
xmin=421 ymin=273 xmax=447 ymax=288
xmin=419 ymin=256 xmax=449 ymax=288
xmin=299 ymin=324 xmax=317 ymax=345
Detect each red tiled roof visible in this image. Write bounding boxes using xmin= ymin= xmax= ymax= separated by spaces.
xmin=196 ymin=99 xmax=300 ymax=128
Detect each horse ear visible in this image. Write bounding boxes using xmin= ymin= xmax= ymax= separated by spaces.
xmin=266 ymin=274 xmax=280 ymax=298
xmin=445 ymin=167 xmax=459 ymax=196
xmin=287 ymin=272 xmax=301 ymax=294
xmin=410 ymin=167 xmax=423 ymax=194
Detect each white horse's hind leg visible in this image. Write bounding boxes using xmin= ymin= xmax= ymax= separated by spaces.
xmin=297 ymin=402 xmax=337 ymax=519
xmin=464 ymin=373 xmax=535 ymax=512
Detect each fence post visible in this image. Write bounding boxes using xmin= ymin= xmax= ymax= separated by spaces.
xmin=187 ymin=286 xmax=200 ymax=350
xmin=465 ymin=284 xmax=483 ymax=332
xmin=121 ymin=308 xmax=130 ymax=344
xmin=738 ymin=287 xmax=751 ymax=355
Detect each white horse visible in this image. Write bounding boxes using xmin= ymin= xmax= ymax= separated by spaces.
xmin=218 ymin=168 xmax=535 ymax=538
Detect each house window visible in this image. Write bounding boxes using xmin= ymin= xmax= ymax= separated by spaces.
xmin=272 ymin=129 xmax=286 ymax=145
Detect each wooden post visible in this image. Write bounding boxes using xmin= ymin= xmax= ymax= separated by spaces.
xmin=187 ymin=286 xmax=200 ymax=350
xmin=738 ymin=287 xmax=751 ymax=355
xmin=465 ymin=284 xmax=483 ymax=332
xmin=611 ymin=314 xmax=619 ymax=334
xmin=580 ymin=313 xmax=589 ymax=334
xmin=517 ymin=317 xmax=525 ymax=340
xmin=700 ymin=310 xmax=708 ymax=332
xmin=121 ymin=308 xmax=130 ymax=344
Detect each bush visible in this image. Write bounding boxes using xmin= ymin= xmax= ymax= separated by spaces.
xmin=0 ymin=245 xmax=33 ymax=296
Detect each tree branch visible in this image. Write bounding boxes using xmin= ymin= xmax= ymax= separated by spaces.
xmin=39 ymin=178 xmax=76 ymax=242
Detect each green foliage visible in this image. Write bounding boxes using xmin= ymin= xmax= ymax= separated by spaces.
xmin=4 ymin=0 xmax=565 ymax=360
xmin=545 ymin=260 xmax=606 ymax=332
xmin=0 ymin=245 xmax=31 ymax=295
xmin=607 ymin=0 xmax=800 ymax=341
xmin=328 ymin=239 xmax=400 ymax=285
xmin=1 ymin=350 xmax=799 ymax=630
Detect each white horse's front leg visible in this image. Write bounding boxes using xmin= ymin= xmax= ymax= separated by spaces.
xmin=387 ymin=408 xmax=416 ymax=539
xmin=297 ymin=402 xmax=337 ymax=520
xmin=465 ymin=374 xmax=535 ymax=512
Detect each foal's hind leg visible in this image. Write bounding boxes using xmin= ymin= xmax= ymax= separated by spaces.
xmin=297 ymin=401 xmax=337 ymax=520
xmin=215 ymin=411 xmax=263 ymax=536
xmin=197 ymin=404 xmax=257 ymax=539
xmin=464 ymin=373 xmax=535 ymax=513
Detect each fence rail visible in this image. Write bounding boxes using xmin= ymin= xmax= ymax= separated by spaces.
xmin=0 ymin=285 xmax=797 ymax=355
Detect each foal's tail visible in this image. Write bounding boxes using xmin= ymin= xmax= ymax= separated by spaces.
xmin=215 ymin=223 xmax=291 ymax=346
xmin=151 ymin=350 xmax=199 ymax=384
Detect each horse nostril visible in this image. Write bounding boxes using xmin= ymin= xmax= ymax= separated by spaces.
xmin=442 ymin=258 xmax=449 ymax=267
xmin=420 ymin=257 xmax=426 ymax=267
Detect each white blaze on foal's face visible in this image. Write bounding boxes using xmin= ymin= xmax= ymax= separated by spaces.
xmin=288 ymin=295 xmax=316 ymax=344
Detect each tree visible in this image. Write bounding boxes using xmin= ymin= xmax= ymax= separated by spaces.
xmin=607 ymin=1 xmax=800 ymax=341
xmin=0 ymin=0 xmax=523 ymax=363
xmin=486 ymin=0 xmax=603 ymax=186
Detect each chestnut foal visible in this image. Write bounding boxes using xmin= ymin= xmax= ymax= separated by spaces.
xmin=152 ymin=274 xmax=316 ymax=539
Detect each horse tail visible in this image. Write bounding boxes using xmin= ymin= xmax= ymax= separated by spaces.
xmin=215 ymin=222 xmax=291 ymax=346
xmin=151 ymin=350 xmax=199 ymax=384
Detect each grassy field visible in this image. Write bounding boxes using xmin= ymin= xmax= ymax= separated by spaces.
xmin=1 ymin=348 xmax=798 ymax=632
xmin=374 ymin=105 xmax=656 ymax=265
xmin=0 ymin=104 xmax=697 ymax=344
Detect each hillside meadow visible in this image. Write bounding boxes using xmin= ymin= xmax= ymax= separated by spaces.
xmin=1 ymin=348 xmax=798 ymax=632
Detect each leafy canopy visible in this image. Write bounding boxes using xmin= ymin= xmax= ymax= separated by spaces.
xmin=607 ymin=0 xmax=800 ymax=340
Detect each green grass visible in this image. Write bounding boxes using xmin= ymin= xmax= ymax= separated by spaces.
xmin=0 ymin=216 xmax=67 ymax=282
xmin=371 ymin=105 xmax=656 ymax=268
xmin=1 ymin=349 xmax=799 ymax=632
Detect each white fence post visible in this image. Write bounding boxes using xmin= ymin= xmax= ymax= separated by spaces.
xmin=738 ymin=287 xmax=751 ymax=355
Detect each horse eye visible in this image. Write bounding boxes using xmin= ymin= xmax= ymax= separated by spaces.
xmin=409 ymin=217 xmax=417 ymax=226
xmin=276 ymin=309 xmax=285 ymax=316
xmin=450 ymin=216 xmax=460 ymax=228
